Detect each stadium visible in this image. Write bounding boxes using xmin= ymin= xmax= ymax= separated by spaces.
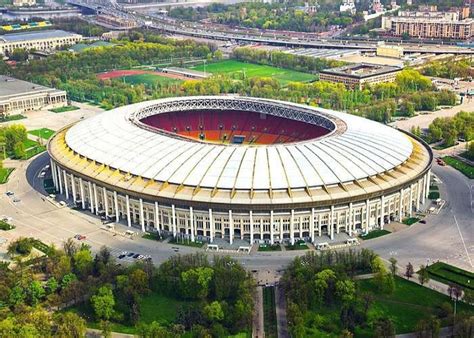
xmin=48 ymin=96 xmax=432 ymax=246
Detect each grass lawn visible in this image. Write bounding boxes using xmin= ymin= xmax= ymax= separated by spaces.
xmin=28 ymin=128 xmax=55 ymax=140
xmin=403 ymin=217 xmax=420 ymax=226
xmin=0 ymin=220 xmax=15 ymax=231
xmin=50 ymin=106 xmax=80 ymax=113
xmin=360 ymin=229 xmax=391 ymax=240
xmin=258 ymin=244 xmax=282 ymax=252
xmin=0 ymin=114 xmax=26 ymax=122
xmin=43 ymin=178 xmax=56 ymax=194
xmin=459 ymin=151 xmax=474 ymax=162
xmin=67 ymin=291 xmax=191 ymax=334
xmin=0 ymin=168 xmax=14 ymax=184
xmin=433 ymin=142 xmax=457 ymax=150
xmin=429 ymin=185 xmax=439 ymax=191
xmin=443 ymin=156 xmax=474 ymax=179
xmin=120 ymin=73 xmax=182 ymax=87
xmin=285 ymin=240 xmax=309 ymax=250
xmin=355 ymin=277 xmax=474 ymax=335
xmin=142 ymin=232 xmax=165 ymax=241
xmin=263 ymin=286 xmax=277 ymax=338
xmin=425 ymin=262 xmax=474 ymax=290
xmin=169 ymin=238 xmax=205 ymax=248
xmin=428 ymin=191 xmax=440 ymax=200
xmin=190 ymin=60 xmax=316 ymax=85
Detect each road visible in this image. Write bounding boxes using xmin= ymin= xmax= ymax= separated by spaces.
xmin=0 ymin=150 xmax=472 ymax=273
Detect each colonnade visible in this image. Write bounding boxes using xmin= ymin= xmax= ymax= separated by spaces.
xmin=50 ymin=160 xmax=431 ymax=244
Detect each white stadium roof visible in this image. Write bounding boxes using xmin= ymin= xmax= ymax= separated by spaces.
xmin=65 ymin=96 xmax=413 ymax=192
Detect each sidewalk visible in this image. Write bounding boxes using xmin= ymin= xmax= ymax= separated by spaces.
xmin=252 ymin=286 xmax=264 ymax=338
xmin=275 ymin=285 xmax=289 ymax=338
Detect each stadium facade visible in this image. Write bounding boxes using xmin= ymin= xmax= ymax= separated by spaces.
xmin=48 ymin=96 xmax=432 ymax=244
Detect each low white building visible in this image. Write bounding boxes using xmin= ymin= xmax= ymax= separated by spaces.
xmin=0 ymin=75 xmax=67 ymax=117
xmin=0 ymin=30 xmax=82 ymax=56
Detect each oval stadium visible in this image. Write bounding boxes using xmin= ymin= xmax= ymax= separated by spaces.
xmin=47 ymin=96 xmax=432 ymax=246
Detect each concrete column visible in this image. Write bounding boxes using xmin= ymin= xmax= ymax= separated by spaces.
xmin=330 ymin=206 xmax=334 ymax=240
xmin=399 ymin=189 xmax=404 ymax=221
xmin=270 ymin=210 xmax=274 ymax=245
xmin=154 ymin=202 xmax=160 ymax=232
xmin=348 ymin=203 xmax=353 ymax=236
xmin=249 ymin=210 xmax=254 ymax=243
xmin=416 ymin=181 xmax=421 ymax=211
xmin=126 ymin=194 xmax=131 ymax=227
xmin=421 ymin=175 xmax=426 ymax=205
xmin=114 ymin=191 xmax=119 ymax=222
xmin=57 ymin=166 xmax=63 ymax=194
xmin=139 ymin=198 xmax=145 ymax=232
xmin=63 ymin=170 xmax=69 ymax=199
xmin=93 ymin=184 xmax=98 ymax=215
xmin=365 ymin=199 xmax=370 ymax=234
xmin=189 ymin=207 xmax=195 ymax=242
xmin=318 ymin=213 xmax=322 ymax=237
xmin=290 ymin=210 xmax=295 ymax=245
xmin=51 ymin=161 xmax=58 ymax=190
xmin=336 ymin=211 xmax=340 ymax=234
xmin=409 ymin=184 xmax=414 ymax=217
xmin=380 ymin=195 xmax=385 ymax=230
xmin=228 ymin=210 xmax=233 ymax=245
xmin=299 ymin=216 xmax=303 ymax=239
xmin=172 ymin=204 xmax=177 ymax=237
xmin=260 ymin=219 xmax=264 ymax=241
xmin=79 ymin=178 xmax=85 ymax=209
xmin=89 ymin=181 xmax=94 ymax=213
xmin=310 ymin=208 xmax=315 ymax=243
xmin=209 ymin=208 xmax=214 ymax=242
xmin=425 ymin=170 xmax=431 ymax=198
xmin=103 ymin=187 xmax=109 ymax=217
xmin=71 ymin=174 xmax=77 ymax=203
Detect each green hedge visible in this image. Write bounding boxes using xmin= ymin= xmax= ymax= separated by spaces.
xmin=443 ymin=156 xmax=474 ymax=179
xmin=426 ymin=262 xmax=474 ymax=290
xmin=360 ymin=229 xmax=391 ymax=240
xmin=0 ymin=220 xmax=15 ymax=231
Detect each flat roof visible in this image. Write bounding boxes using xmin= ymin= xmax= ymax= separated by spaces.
xmin=0 ymin=75 xmax=64 ymax=100
xmin=319 ymin=63 xmax=401 ymax=79
xmin=0 ymin=29 xmax=80 ymax=43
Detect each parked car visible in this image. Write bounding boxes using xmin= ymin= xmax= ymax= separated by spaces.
xmin=5 ymin=191 xmax=14 ymax=196
xmin=127 ymin=252 xmax=135 ymax=257
xmin=133 ymin=253 xmax=140 ymax=259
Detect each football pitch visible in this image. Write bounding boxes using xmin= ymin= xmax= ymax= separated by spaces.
xmin=120 ymin=73 xmax=182 ymax=87
xmin=190 ymin=60 xmax=316 ymax=85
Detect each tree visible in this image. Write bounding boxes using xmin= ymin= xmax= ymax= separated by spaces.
xmin=204 ymin=301 xmax=224 ymax=322
xmin=129 ymin=269 xmax=149 ymax=295
xmin=90 ymin=285 xmax=115 ymax=321
xmin=27 ymin=280 xmax=45 ymax=306
xmin=13 ymin=141 xmax=25 ymax=159
xmin=61 ymin=273 xmax=77 ymax=289
xmin=335 ymin=280 xmax=356 ymax=304
xmin=46 ymin=277 xmax=58 ymax=294
xmin=7 ymin=237 xmax=33 ymax=256
xmin=462 ymin=289 xmax=474 ymax=304
xmin=99 ymin=320 xmax=111 ymax=338
xmin=73 ymin=249 xmax=93 ymax=277
xmin=54 ymin=312 xmax=87 ymax=338
xmin=415 ymin=316 xmax=441 ymax=338
xmin=373 ymin=317 xmax=395 ymax=338
xmin=181 ymin=267 xmax=214 ymax=300
xmin=8 ymin=285 xmax=25 ymax=307
xmin=314 ymin=269 xmax=337 ymax=305
xmin=10 ymin=48 xmax=29 ymax=62
xmin=418 ymin=265 xmax=430 ymax=285
xmin=405 ymin=262 xmax=414 ymax=279
xmin=388 ymin=257 xmax=398 ymax=277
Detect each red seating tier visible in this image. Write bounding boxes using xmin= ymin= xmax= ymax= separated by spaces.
xmin=141 ymin=110 xmax=329 ymax=145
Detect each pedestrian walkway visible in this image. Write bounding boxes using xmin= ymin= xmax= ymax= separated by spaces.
xmin=252 ymin=286 xmax=264 ymax=338
xmin=275 ymin=286 xmax=290 ymax=338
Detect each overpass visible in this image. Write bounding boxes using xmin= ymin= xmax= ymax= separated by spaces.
xmin=68 ymin=0 xmax=474 ymax=55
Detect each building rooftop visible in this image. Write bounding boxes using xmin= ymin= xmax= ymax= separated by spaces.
xmin=320 ymin=63 xmax=401 ymax=79
xmin=0 ymin=75 xmax=64 ymax=100
xmin=0 ymin=29 xmax=80 ymax=43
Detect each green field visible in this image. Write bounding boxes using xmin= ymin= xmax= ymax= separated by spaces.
xmin=443 ymin=156 xmax=474 ymax=179
xmin=425 ymin=262 xmax=474 ymax=290
xmin=121 ymin=73 xmax=182 ymax=87
xmin=0 ymin=114 xmax=26 ymax=122
xmin=28 ymin=128 xmax=55 ymax=140
xmin=403 ymin=217 xmax=420 ymax=226
xmin=169 ymin=237 xmax=205 ymax=248
xmin=50 ymin=106 xmax=80 ymax=113
xmin=0 ymin=168 xmax=14 ymax=184
xmin=355 ymin=277 xmax=474 ymax=335
xmin=68 ymin=292 xmax=194 ymax=334
xmin=190 ymin=60 xmax=316 ymax=85
xmin=263 ymin=286 xmax=277 ymax=338
xmin=360 ymin=229 xmax=391 ymax=240
xmin=258 ymin=244 xmax=282 ymax=252
xmin=285 ymin=240 xmax=309 ymax=251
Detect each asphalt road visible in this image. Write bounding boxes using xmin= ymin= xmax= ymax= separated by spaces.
xmin=0 ymin=153 xmax=472 ymax=272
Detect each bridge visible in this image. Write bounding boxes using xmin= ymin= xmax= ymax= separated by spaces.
xmin=68 ymin=0 xmax=474 ymax=55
